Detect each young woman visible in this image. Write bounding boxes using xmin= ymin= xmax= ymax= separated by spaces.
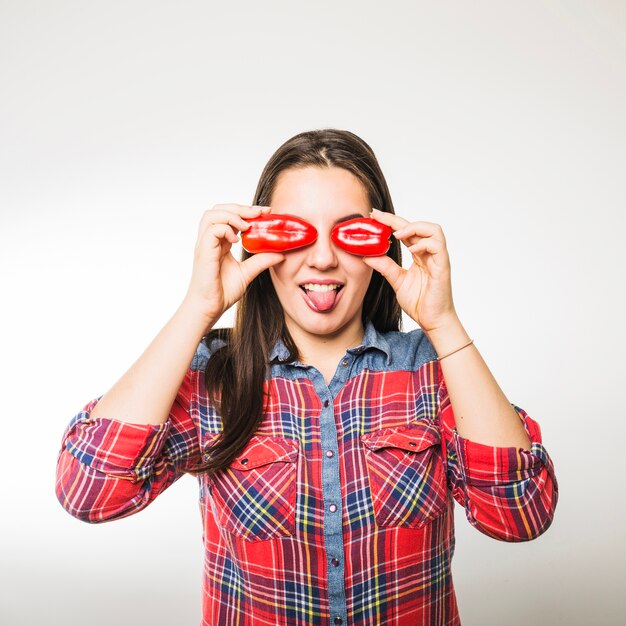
xmin=56 ymin=129 xmax=558 ymax=626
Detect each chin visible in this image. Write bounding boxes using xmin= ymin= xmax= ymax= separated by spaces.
xmin=301 ymin=313 xmax=357 ymax=337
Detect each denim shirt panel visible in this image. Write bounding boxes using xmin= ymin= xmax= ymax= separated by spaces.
xmin=191 ymin=321 xmax=437 ymax=376
xmin=268 ymin=321 xmax=438 ymax=381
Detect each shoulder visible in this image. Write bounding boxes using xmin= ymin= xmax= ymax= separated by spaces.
xmin=190 ymin=328 xmax=230 ymax=371
xmin=373 ymin=326 xmax=438 ymax=372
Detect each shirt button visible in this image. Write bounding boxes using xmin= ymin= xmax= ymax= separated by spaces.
xmin=326 ymin=450 xmax=334 ymax=458
xmin=331 ymin=558 xmax=340 ymax=567
xmin=324 ymin=400 xmax=330 ymax=408
xmin=329 ymin=503 xmax=338 ymax=513
xmin=334 ymin=617 xmax=343 ymax=625
xmin=341 ymin=359 xmax=349 ymax=367
xmin=240 ymin=458 xmax=249 ymax=465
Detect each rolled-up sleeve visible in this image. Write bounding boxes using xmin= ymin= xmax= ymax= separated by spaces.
xmin=55 ymin=367 xmax=203 ymax=523
xmin=439 ymin=376 xmax=559 ymax=542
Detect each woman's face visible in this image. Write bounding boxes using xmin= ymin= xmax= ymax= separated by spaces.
xmin=267 ymin=166 xmax=374 ymax=347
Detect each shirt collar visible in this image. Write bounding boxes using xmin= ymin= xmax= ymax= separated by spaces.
xmin=268 ymin=319 xmax=392 ymax=365
xmin=269 ymin=337 xmax=291 ymax=362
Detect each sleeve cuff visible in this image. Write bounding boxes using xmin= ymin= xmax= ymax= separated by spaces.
xmin=62 ymin=396 xmax=171 ymax=482
xmin=451 ymin=404 xmax=551 ymax=488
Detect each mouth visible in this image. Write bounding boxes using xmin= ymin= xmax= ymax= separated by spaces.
xmin=299 ymin=282 xmax=344 ymax=292
xmin=299 ymin=282 xmax=344 ymax=313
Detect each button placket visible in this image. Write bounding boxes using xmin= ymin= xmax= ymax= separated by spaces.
xmin=322 ymin=397 xmax=338 ymax=462
xmin=317 ymin=381 xmax=346 ymax=622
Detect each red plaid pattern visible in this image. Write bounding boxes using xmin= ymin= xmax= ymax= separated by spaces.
xmin=56 ymin=338 xmax=558 ymax=625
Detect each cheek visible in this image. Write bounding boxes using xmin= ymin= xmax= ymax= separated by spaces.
xmin=267 ymin=268 xmax=281 ymax=298
xmin=268 ymin=257 xmax=299 ymax=295
xmin=268 ymin=260 xmax=290 ymax=285
xmin=348 ymin=262 xmax=374 ymax=291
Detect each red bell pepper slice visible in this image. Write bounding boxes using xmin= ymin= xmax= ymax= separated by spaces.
xmin=241 ymin=214 xmax=318 ymax=253
xmin=331 ymin=217 xmax=392 ymax=256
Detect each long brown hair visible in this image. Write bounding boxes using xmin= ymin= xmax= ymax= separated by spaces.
xmin=201 ymin=129 xmax=402 ymax=474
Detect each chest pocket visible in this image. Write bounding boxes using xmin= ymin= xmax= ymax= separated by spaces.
xmin=361 ymin=422 xmax=448 ymax=528
xmin=208 ymin=435 xmax=299 ymax=542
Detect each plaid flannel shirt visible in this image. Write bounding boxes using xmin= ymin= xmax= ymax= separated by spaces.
xmin=56 ymin=321 xmax=558 ymax=625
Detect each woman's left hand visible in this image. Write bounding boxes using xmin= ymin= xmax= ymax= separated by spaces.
xmin=361 ymin=208 xmax=459 ymax=333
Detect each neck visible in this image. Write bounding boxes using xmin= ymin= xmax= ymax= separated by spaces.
xmin=289 ymin=319 xmax=365 ymax=365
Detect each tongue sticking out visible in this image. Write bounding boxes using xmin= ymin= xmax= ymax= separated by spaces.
xmin=305 ymin=288 xmax=339 ymax=312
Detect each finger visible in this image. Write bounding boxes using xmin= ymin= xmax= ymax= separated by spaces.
xmin=199 ymin=205 xmax=272 ymax=235
xmin=362 ymin=255 xmax=405 ymax=290
xmin=199 ymin=210 xmax=257 ymax=236
xmin=213 ymin=203 xmax=272 ymax=217
xmin=407 ymin=239 xmax=450 ymax=274
xmin=240 ymin=252 xmax=285 ymax=283
xmin=370 ymin=208 xmax=410 ymax=231
xmin=223 ymin=226 xmax=240 ymax=244
xmin=394 ymin=221 xmax=445 ymax=243
xmin=205 ymin=223 xmax=239 ymax=245
xmin=407 ymin=238 xmax=443 ymax=256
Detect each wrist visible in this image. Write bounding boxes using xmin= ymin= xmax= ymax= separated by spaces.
xmin=178 ymin=297 xmax=220 ymax=335
xmin=425 ymin=316 xmax=471 ymax=358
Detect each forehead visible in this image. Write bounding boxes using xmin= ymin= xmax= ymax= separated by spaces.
xmin=269 ymin=166 xmax=370 ymax=221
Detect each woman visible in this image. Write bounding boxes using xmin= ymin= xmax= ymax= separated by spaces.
xmin=56 ymin=128 xmax=558 ymax=625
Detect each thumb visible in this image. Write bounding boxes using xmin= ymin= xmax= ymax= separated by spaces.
xmin=239 ymin=252 xmax=285 ymax=284
xmin=362 ymin=255 xmax=405 ymax=291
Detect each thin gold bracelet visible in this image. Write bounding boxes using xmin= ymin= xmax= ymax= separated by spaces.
xmin=437 ymin=339 xmax=474 ymax=361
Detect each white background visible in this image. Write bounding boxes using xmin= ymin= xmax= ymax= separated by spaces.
xmin=1 ymin=1 xmax=624 ymax=625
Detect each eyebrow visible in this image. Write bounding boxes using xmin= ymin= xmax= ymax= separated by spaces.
xmin=332 ymin=212 xmax=367 ymax=226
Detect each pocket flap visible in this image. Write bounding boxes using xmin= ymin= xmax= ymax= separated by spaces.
xmin=361 ymin=422 xmax=441 ymax=453
xmin=230 ymin=435 xmax=299 ymax=471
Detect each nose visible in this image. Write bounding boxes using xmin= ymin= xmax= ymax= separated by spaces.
xmin=305 ymin=230 xmax=338 ymax=270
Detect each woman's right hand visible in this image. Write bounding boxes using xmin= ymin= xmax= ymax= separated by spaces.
xmin=183 ymin=204 xmax=285 ymax=325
